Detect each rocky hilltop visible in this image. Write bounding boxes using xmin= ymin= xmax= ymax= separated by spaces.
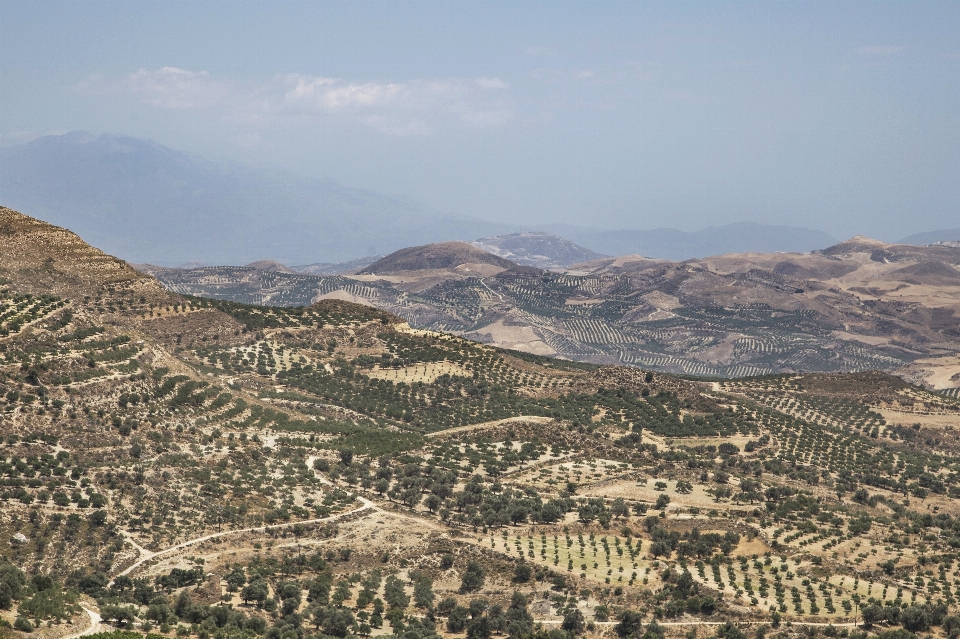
xmin=0 ymin=206 xmax=163 ymax=300
xmin=359 ymin=241 xmax=516 ymax=275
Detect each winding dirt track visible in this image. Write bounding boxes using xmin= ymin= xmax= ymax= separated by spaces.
xmin=60 ymin=606 xmax=102 ymax=639
xmin=117 ymin=502 xmax=375 ymax=578
xmin=115 ymin=456 xmax=377 ymax=579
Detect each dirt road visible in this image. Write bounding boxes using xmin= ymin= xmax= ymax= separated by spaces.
xmin=60 ymin=606 xmax=103 ymax=639
xmin=117 ymin=501 xmax=374 ymax=578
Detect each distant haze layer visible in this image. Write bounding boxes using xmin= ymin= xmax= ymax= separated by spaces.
xmin=898 ymin=228 xmax=960 ymax=246
xmin=543 ymin=223 xmax=838 ymax=262
xmin=0 ymin=132 xmax=509 ymax=265
xmin=2 ymin=130 xmax=929 ymax=266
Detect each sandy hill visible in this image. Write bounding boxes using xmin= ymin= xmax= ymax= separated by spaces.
xmin=359 ymin=241 xmax=516 ymax=275
xmin=0 ymin=205 xmax=248 ymax=347
xmin=244 ymin=260 xmax=296 ymax=273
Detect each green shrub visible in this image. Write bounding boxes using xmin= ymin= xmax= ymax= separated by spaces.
xmin=13 ymin=617 xmax=34 ymax=632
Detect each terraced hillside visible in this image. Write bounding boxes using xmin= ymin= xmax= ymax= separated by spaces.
xmin=469 ymin=233 xmax=606 ymax=270
xmin=5 ymin=206 xmax=960 ymax=639
xmin=142 ymin=238 xmax=960 ymax=389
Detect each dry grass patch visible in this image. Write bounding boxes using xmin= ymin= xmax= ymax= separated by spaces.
xmin=362 ymin=361 xmax=471 ymax=384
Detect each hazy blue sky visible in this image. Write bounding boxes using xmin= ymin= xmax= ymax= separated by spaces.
xmin=2 ymin=1 xmax=959 ymax=240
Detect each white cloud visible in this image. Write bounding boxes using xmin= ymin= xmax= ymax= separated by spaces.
xmin=126 ymin=67 xmax=230 ymax=109
xmin=275 ymin=74 xmax=512 ymax=133
xmin=475 ymin=77 xmax=509 ymax=90
xmin=90 ymin=68 xmax=513 ymax=135
xmin=281 ymin=75 xmax=406 ymax=111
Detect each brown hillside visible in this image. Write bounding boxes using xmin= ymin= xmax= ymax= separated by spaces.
xmin=307 ymin=297 xmax=403 ymax=323
xmin=359 ymin=241 xmax=516 ymax=274
xmin=0 ymin=206 xmax=249 ymax=347
xmin=245 ymin=260 xmax=296 ymax=273
xmin=0 ymin=205 xmax=168 ymax=300
xmin=886 ymin=260 xmax=960 ymax=286
xmin=798 ymin=370 xmax=909 ymax=402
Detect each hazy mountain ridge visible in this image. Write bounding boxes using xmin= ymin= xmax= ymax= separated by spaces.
xmin=469 ymin=232 xmax=606 ymax=269
xmin=898 ymin=228 xmax=960 ymax=246
xmin=0 ymin=132 xmax=511 ymax=265
xmin=292 ymin=255 xmax=383 ymax=275
xmin=541 ymin=221 xmax=840 ymax=261
xmin=0 ymin=131 xmax=887 ymax=267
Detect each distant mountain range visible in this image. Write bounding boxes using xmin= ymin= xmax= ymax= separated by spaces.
xmin=898 ymin=228 xmax=960 ymax=246
xmin=293 ymin=255 xmax=383 ymax=275
xmin=6 ymin=130 xmax=953 ymax=267
xmin=0 ymin=132 xmax=510 ymax=265
xmin=540 ymin=222 xmax=839 ymax=261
